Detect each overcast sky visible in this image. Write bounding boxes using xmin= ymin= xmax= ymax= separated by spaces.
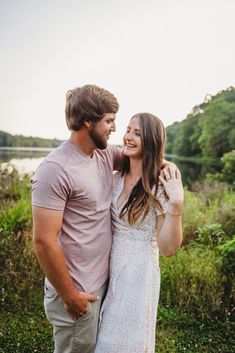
xmin=1 ymin=0 xmax=235 ymax=144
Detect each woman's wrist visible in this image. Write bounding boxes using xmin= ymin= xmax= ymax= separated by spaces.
xmin=166 ymin=202 xmax=183 ymax=216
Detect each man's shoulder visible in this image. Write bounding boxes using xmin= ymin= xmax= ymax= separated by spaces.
xmin=33 ymin=142 xmax=75 ymax=179
xmin=95 ymin=144 xmax=122 ymax=158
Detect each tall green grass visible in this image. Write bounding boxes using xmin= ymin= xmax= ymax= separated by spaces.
xmin=0 ymin=166 xmax=234 ymax=352
xmin=0 ymin=166 xmax=43 ymax=311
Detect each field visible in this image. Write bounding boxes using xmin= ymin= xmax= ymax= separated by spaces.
xmin=0 ymin=167 xmax=234 ymax=353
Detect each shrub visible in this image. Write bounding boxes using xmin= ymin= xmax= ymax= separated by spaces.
xmin=195 ymin=223 xmax=227 ymax=248
xmin=216 ymin=236 xmax=235 ymax=307
xmin=182 ymin=181 xmax=235 ymax=244
xmin=0 ymin=166 xmax=43 ymax=311
xmin=160 ymin=246 xmax=225 ymax=317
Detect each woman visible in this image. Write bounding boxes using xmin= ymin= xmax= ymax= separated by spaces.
xmin=95 ymin=113 xmax=184 ymax=353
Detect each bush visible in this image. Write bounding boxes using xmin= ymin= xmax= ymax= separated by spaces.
xmin=195 ymin=223 xmax=226 ymax=247
xmin=0 ymin=166 xmax=43 ymax=311
xmin=216 ymin=236 xmax=235 ymax=307
xmin=160 ymin=246 xmax=225 ymax=317
xmin=182 ymin=181 xmax=235 ymax=244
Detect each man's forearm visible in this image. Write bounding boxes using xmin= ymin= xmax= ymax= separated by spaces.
xmin=34 ymin=237 xmax=78 ymax=302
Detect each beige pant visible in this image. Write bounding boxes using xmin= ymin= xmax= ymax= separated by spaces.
xmin=44 ymin=282 xmax=108 ymax=353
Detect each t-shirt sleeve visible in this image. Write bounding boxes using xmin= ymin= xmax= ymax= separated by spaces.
xmin=155 ymin=185 xmax=168 ymax=216
xmin=108 ymin=145 xmax=123 ymax=171
xmin=31 ymin=161 xmax=72 ymax=211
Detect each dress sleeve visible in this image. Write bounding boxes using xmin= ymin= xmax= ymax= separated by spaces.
xmin=112 ymin=171 xmax=121 ymax=187
xmin=155 ymin=185 xmax=168 ymax=216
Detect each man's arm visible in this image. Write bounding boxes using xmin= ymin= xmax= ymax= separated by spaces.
xmin=32 ymin=206 xmax=98 ymax=320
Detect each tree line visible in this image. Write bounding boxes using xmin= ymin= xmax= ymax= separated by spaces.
xmin=166 ymin=86 xmax=235 ymax=184
xmin=0 ymin=131 xmax=63 ymax=148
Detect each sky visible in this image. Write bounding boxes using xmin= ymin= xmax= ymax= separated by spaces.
xmin=0 ymin=0 xmax=235 ymax=144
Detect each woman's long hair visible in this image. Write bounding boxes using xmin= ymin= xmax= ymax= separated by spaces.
xmin=120 ymin=113 xmax=166 ymax=224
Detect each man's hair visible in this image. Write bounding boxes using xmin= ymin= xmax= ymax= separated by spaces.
xmin=65 ymin=84 xmax=119 ymax=131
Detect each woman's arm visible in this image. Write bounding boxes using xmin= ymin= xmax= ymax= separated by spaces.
xmin=156 ymin=168 xmax=184 ymax=256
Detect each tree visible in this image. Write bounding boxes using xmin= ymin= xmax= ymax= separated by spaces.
xmin=198 ymin=89 xmax=235 ymax=159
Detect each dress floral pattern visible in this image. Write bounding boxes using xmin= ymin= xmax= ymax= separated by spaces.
xmin=94 ymin=173 xmax=168 ymax=353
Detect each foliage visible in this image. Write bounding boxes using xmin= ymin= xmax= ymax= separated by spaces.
xmin=166 ymin=87 xmax=235 ymax=183
xmin=0 ymin=130 xmax=63 ymax=148
xmin=182 ymin=181 xmax=235 ymax=243
xmin=195 ymin=223 xmax=226 ymax=248
xmin=165 ymin=122 xmax=181 ymax=154
xmin=169 ymin=114 xmax=202 ymax=157
xmin=0 ymin=167 xmax=43 ymax=310
xmin=156 ymin=307 xmax=234 ymax=353
xmin=0 ymin=308 xmax=233 ymax=353
xmin=221 ymin=150 xmax=235 ymax=184
xmin=198 ymin=92 xmax=235 ymax=159
xmin=160 ymin=246 xmax=225 ymax=317
xmin=0 ymin=166 xmax=234 ymax=352
xmin=0 ymin=312 xmax=53 ymax=353
xmin=217 ymin=236 xmax=235 ymax=278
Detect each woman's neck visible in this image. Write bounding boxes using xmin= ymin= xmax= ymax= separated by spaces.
xmin=128 ymin=158 xmax=142 ymax=179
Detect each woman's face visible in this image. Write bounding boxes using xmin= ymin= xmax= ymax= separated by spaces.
xmin=123 ymin=117 xmax=142 ymax=159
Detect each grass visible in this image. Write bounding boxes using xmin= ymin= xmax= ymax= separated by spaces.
xmin=156 ymin=307 xmax=234 ymax=353
xmin=0 ymin=166 xmax=234 ymax=352
xmin=0 ymin=304 xmax=234 ymax=353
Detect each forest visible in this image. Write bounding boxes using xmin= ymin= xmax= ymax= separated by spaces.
xmin=166 ymin=86 xmax=235 ymax=184
xmin=0 ymin=131 xmax=63 ymax=148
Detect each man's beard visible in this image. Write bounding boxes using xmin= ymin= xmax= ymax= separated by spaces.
xmin=88 ymin=128 xmax=108 ymax=150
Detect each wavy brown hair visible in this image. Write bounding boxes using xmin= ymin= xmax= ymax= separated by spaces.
xmin=65 ymin=84 xmax=119 ymax=131
xmin=120 ymin=113 xmax=166 ymax=224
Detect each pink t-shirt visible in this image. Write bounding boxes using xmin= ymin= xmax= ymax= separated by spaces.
xmin=32 ymin=141 xmax=122 ymax=293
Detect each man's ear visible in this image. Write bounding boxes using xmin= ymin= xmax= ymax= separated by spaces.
xmin=84 ymin=120 xmax=92 ymax=129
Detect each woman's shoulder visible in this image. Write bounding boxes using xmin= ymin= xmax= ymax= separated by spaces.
xmin=113 ymin=171 xmax=123 ymax=185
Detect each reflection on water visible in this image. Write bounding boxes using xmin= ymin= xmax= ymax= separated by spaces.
xmin=0 ymin=148 xmax=210 ymax=187
xmin=0 ymin=148 xmax=52 ymax=175
xmin=1 ymin=157 xmax=46 ymax=175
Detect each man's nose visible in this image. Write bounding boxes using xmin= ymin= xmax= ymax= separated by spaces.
xmin=111 ymin=121 xmax=116 ymax=132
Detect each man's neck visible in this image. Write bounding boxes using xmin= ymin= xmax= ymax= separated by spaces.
xmin=69 ymin=130 xmax=96 ymax=157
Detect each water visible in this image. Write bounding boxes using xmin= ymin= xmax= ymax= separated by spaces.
xmin=0 ymin=147 xmax=53 ymax=175
xmin=0 ymin=147 xmax=207 ymax=186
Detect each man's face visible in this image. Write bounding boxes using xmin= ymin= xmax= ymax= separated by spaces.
xmin=88 ymin=113 xmax=116 ymax=149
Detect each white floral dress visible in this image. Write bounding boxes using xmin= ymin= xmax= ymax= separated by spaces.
xmin=94 ymin=173 xmax=167 ymax=353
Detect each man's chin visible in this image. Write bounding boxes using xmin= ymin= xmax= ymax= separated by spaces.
xmin=95 ymin=141 xmax=108 ymax=150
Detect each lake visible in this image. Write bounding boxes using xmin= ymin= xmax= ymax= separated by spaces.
xmin=0 ymin=147 xmax=206 ymax=186
xmin=0 ymin=147 xmax=53 ymax=175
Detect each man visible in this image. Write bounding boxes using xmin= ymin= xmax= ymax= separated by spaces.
xmin=32 ymin=84 xmax=176 ymax=353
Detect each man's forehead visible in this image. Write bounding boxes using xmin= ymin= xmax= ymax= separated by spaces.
xmin=102 ymin=113 xmax=116 ymax=120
